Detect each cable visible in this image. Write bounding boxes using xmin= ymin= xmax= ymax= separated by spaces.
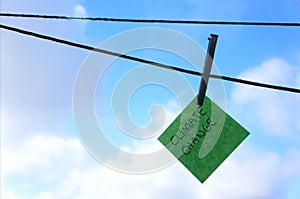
xmin=1 ymin=23 xmax=300 ymax=94
xmin=1 ymin=13 xmax=300 ymax=27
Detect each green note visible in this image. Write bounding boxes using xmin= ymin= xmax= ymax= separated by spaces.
xmin=158 ymin=96 xmax=249 ymax=183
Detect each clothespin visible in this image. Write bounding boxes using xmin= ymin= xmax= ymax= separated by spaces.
xmin=197 ymin=34 xmax=218 ymax=106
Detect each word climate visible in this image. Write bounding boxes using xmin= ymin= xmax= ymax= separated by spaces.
xmin=170 ymin=106 xmax=217 ymax=156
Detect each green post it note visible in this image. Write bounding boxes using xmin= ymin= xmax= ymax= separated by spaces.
xmin=158 ymin=96 xmax=250 ymax=183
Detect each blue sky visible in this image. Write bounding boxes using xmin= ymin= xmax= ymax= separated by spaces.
xmin=1 ymin=0 xmax=300 ymax=199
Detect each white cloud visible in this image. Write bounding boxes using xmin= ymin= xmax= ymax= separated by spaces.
xmin=230 ymin=57 xmax=300 ymax=137
xmin=2 ymin=134 xmax=89 ymax=177
xmin=74 ymin=4 xmax=87 ymax=17
xmin=2 ymin=133 xmax=300 ymax=199
xmin=200 ymin=145 xmax=283 ymax=199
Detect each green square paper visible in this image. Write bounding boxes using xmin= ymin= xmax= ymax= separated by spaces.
xmin=158 ymin=96 xmax=249 ymax=183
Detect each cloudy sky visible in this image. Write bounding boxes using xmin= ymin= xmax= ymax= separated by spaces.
xmin=1 ymin=0 xmax=300 ymax=199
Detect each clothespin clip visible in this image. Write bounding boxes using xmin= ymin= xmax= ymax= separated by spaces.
xmin=197 ymin=34 xmax=218 ymax=106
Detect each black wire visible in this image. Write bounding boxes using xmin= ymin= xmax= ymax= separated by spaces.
xmin=1 ymin=13 xmax=300 ymax=27
xmin=1 ymin=23 xmax=300 ymax=94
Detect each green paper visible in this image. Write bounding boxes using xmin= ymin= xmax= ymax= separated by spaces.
xmin=158 ymin=96 xmax=250 ymax=183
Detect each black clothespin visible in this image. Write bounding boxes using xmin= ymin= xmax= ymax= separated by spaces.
xmin=197 ymin=34 xmax=218 ymax=106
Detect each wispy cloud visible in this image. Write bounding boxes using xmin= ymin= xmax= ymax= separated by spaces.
xmin=3 ymin=133 xmax=300 ymax=199
xmin=74 ymin=4 xmax=87 ymax=17
xmin=230 ymin=57 xmax=300 ymax=137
